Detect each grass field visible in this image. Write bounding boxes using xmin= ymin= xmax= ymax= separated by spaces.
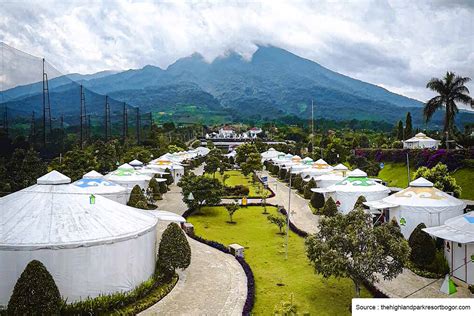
xmin=377 ymin=162 xmax=474 ymax=200
xmin=206 ymin=170 xmax=271 ymax=198
xmin=188 ymin=206 xmax=371 ymax=315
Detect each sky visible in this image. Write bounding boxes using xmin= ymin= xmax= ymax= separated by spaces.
xmin=0 ymin=0 xmax=473 ymax=106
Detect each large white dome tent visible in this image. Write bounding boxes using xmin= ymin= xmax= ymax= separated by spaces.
xmin=423 ymin=212 xmax=474 ymax=285
xmin=300 ymin=159 xmax=333 ymax=182
xmin=73 ymin=170 xmax=129 ymax=204
xmin=0 ymin=171 xmax=161 ymax=306
xmin=104 ymin=163 xmax=151 ymax=190
xmin=312 ymin=169 xmax=390 ymax=214
xmin=366 ymin=177 xmax=466 ymax=238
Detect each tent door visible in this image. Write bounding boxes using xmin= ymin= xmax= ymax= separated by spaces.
xmin=452 ymin=242 xmax=466 ymax=282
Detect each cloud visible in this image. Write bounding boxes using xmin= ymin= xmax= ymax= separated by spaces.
xmin=0 ymin=0 xmax=472 ymax=107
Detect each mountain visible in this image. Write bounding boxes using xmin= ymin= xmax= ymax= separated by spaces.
xmin=2 ymin=45 xmax=473 ymax=126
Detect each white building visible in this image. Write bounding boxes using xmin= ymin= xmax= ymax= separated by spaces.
xmin=0 ymin=171 xmax=160 ymax=305
xmin=218 ymin=126 xmax=236 ymax=138
xmin=104 ymin=163 xmax=151 ymax=190
xmin=424 ymin=212 xmax=474 ymax=285
xmin=73 ymin=170 xmax=129 ymax=204
xmin=249 ymin=127 xmax=262 ymax=138
xmin=403 ymin=133 xmax=439 ymax=149
xmin=313 ymin=169 xmax=390 ymax=214
xmin=365 ymin=177 xmax=466 ymax=238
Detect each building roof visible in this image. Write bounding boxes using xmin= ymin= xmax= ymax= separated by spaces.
xmin=423 ymin=211 xmax=474 ymax=243
xmin=83 ymin=170 xmax=104 ymax=179
xmin=0 ymin=171 xmax=158 ymax=250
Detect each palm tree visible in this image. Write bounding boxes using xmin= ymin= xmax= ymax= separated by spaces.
xmin=424 ymin=72 xmax=472 ymax=145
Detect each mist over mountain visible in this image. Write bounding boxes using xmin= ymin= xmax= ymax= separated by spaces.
xmin=2 ymin=45 xmax=473 ymax=127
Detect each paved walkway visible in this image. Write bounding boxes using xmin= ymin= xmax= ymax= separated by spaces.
xmin=258 ymin=171 xmax=319 ymax=234
xmin=142 ymin=167 xmax=248 ymax=315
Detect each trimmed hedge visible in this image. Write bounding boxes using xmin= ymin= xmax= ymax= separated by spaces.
xmin=158 ymin=223 xmax=191 ymax=276
xmin=408 ymin=223 xmax=436 ymax=268
xmin=8 ymin=260 xmax=61 ymax=315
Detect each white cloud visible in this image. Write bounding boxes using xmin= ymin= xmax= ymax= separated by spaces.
xmin=0 ymin=0 xmax=472 ymax=106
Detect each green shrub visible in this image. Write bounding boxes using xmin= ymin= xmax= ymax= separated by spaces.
xmin=148 ymin=177 xmax=162 ymax=200
xmin=426 ymin=249 xmax=449 ymax=276
xmin=158 ymin=223 xmax=191 ymax=276
xmin=159 ymin=181 xmax=168 ymax=194
xmin=224 ymin=185 xmax=250 ymax=197
xmin=322 ymin=197 xmax=338 ymax=217
xmin=408 ymin=223 xmax=436 ymax=268
xmin=278 ymin=168 xmax=287 ymax=180
xmin=164 ymin=168 xmax=174 ymax=185
xmin=128 ymin=185 xmax=149 ymax=209
xmin=353 ymin=195 xmax=367 ymax=210
xmin=469 ymin=285 xmax=474 ymax=294
xmin=292 ymin=176 xmax=303 ymax=191
xmin=303 ymin=179 xmax=316 ymax=199
xmin=8 ymin=260 xmax=61 ymax=315
xmin=310 ymin=192 xmax=325 ymax=212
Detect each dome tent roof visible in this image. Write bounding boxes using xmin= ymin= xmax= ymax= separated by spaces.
xmin=424 ymin=211 xmax=474 ymax=244
xmin=383 ymin=177 xmax=465 ymax=209
xmin=0 ymin=171 xmax=157 ymax=250
xmin=333 ymin=163 xmax=349 ymax=171
xmin=37 ymin=170 xmax=71 ymax=185
xmin=129 ymin=159 xmax=144 ymax=166
xmin=83 ymin=170 xmax=104 ymax=179
xmin=347 ymin=169 xmax=367 ymax=177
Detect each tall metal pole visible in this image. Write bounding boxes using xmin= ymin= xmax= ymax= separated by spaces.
xmin=406 ymin=152 xmax=410 ymax=187
xmin=104 ymin=96 xmax=108 ymax=140
xmin=80 ymin=85 xmax=84 ymax=148
xmin=42 ymin=58 xmax=46 ymax=145
xmin=312 ymin=99 xmax=315 ymax=157
xmin=136 ymin=107 xmax=140 ymax=144
xmin=285 ymin=166 xmax=292 ymax=260
xmin=122 ymin=102 xmax=127 ymax=142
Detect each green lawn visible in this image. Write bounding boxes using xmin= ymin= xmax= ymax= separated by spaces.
xmin=206 ymin=170 xmax=271 ymax=198
xmin=452 ymin=168 xmax=474 ymax=200
xmin=377 ymin=162 xmax=474 ymax=200
xmin=188 ymin=206 xmax=371 ymax=315
xmin=377 ymin=163 xmax=414 ymax=188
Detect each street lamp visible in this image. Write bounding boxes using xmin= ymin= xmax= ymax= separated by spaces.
xmin=285 ymin=166 xmax=292 ymax=260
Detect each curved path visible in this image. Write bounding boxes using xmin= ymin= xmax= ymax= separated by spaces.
xmin=141 ymin=167 xmax=247 ymax=315
xmin=258 ymin=170 xmax=319 ymax=234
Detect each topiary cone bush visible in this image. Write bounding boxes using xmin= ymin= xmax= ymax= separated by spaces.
xmin=353 ymin=195 xmax=367 ymax=210
xmin=310 ymin=192 xmax=325 ymax=213
xmin=158 ymin=223 xmax=191 ymax=278
xmin=408 ymin=223 xmax=436 ymax=268
xmin=322 ymin=197 xmax=338 ymax=217
xmin=7 ymin=260 xmax=62 ymax=315
xmin=303 ymin=179 xmax=316 ymax=199
xmin=149 ymin=177 xmax=162 ymax=200
xmin=278 ymin=168 xmax=287 ymax=180
xmin=159 ymin=181 xmax=168 ymax=194
xmin=292 ymin=175 xmax=302 ymax=191
xmin=164 ymin=168 xmax=174 ymax=185
xmin=128 ymin=185 xmax=149 ymax=209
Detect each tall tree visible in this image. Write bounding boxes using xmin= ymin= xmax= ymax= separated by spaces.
xmin=397 ymin=120 xmax=404 ymax=140
xmin=305 ymin=209 xmax=409 ymax=297
xmin=178 ymin=174 xmax=223 ymax=211
xmin=424 ymin=72 xmax=472 ymax=138
xmin=405 ymin=112 xmax=413 ymax=139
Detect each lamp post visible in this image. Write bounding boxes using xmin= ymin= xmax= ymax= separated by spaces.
xmin=285 ymin=166 xmax=292 ymax=260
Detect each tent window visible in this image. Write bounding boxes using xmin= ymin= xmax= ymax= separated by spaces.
xmin=458 ymin=243 xmax=462 ymax=248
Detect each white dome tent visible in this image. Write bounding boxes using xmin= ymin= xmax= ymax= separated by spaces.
xmin=73 ymin=170 xmax=129 ymax=204
xmin=129 ymin=159 xmax=144 ymax=168
xmin=403 ymin=132 xmax=439 ymax=149
xmin=312 ymin=169 xmax=390 ymax=214
xmin=314 ymin=173 xmax=345 ymax=189
xmin=424 ymin=212 xmax=474 ymax=285
xmin=104 ymin=163 xmax=151 ymax=190
xmin=0 ymin=171 xmax=167 ymax=306
xmin=300 ymin=159 xmax=333 ymax=182
xmin=261 ymin=148 xmax=283 ymax=162
xmin=148 ymin=158 xmax=184 ymax=184
xmin=366 ymin=177 xmax=466 ymax=238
